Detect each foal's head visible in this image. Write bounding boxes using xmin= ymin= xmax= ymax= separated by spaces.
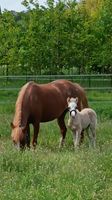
xmin=67 ymin=97 xmax=78 ymax=117
xmin=11 ymin=123 xmax=26 ymax=149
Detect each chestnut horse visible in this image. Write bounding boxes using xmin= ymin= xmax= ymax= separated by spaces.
xmin=11 ymin=80 xmax=88 ymax=149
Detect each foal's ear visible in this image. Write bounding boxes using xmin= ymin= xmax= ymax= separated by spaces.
xmin=11 ymin=122 xmax=15 ymax=129
xmin=75 ymin=97 xmax=78 ymax=103
xmin=67 ymin=97 xmax=70 ymax=103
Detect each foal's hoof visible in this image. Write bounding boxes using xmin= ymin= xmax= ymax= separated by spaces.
xmin=74 ymin=145 xmax=80 ymax=151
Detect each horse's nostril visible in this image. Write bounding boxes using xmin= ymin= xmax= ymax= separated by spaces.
xmin=13 ymin=139 xmax=16 ymax=145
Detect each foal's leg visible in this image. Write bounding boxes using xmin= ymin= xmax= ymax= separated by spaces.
xmin=86 ymin=128 xmax=92 ymax=148
xmin=57 ymin=111 xmax=67 ymax=148
xmin=32 ymin=122 xmax=40 ymax=147
xmin=87 ymin=127 xmax=96 ymax=148
xmin=74 ymin=130 xmax=81 ymax=148
xmin=80 ymin=131 xmax=84 ymax=145
xmin=90 ymin=126 xmax=96 ymax=148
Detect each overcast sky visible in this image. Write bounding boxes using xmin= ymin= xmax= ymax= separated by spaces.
xmin=0 ymin=0 xmax=45 ymax=12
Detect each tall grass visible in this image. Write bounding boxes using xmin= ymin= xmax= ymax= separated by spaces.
xmin=0 ymin=91 xmax=112 ymax=200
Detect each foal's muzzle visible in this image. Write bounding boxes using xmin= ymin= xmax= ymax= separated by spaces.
xmin=69 ymin=109 xmax=77 ymax=117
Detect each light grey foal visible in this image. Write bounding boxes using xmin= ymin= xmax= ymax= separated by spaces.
xmin=67 ymin=97 xmax=97 ymax=148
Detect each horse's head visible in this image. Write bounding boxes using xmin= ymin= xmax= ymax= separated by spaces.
xmin=67 ymin=97 xmax=78 ymax=117
xmin=11 ymin=122 xmax=26 ymax=149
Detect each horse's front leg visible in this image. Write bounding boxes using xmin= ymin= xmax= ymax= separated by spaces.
xmin=32 ymin=122 xmax=40 ymax=148
xmin=25 ymin=124 xmax=30 ymax=148
xmin=57 ymin=111 xmax=67 ymax=148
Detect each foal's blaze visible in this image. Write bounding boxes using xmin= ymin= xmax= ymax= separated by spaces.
xmin=11 ymin=80 xmax=88 ymax=149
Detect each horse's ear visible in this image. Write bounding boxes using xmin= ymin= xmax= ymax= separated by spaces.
xmin=11 ymin=122 xmax=15 ymax=129
xmin=67 ymin=97 xmax=70 ymax=103
xmin=75 ymin=97 xmax=78 ymax=103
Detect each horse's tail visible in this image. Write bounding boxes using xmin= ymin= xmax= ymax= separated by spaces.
xmin=79 ymin=85 xmax=89 ymax=109
xmin=82 ymin=93 xmax=89 ymax=109
xmin=73 ymin=82 xmax=89 ymax=110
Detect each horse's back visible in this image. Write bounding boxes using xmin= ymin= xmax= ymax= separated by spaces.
xmin=27 ymin=79 xmax=81 ymax=104
xmin=22 ymin=79 xmax=86 ymax=100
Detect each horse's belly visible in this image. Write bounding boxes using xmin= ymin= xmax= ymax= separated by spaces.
xmin=40 ymin=109 xmax=63 ymax=122
xmin=41 ymin=114 xmax=58 ymax=122
xmin=41 ymin=117 xmax=55 ymax=123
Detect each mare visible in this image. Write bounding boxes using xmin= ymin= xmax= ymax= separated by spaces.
xmin=67 ymin=97 xmax=97 ymax=148
xmin=11 ymin=80 xmax=88 ymax=149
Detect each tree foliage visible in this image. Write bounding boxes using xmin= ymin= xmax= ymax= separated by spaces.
xmin=0 ymin=0 xmax=111 ymax=75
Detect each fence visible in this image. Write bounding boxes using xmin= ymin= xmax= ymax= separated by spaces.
xmin=0 ymin=74 xmax=112 ymax=91
xmin=0 ymin=74 xmax=111 ymax=105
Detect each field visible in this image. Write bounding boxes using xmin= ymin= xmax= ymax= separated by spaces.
xmin=0 ymin=90 xmax=112 ymax=200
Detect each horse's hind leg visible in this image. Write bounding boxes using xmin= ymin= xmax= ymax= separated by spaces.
xmin=77 ymin=100 xmax=85 ymax=145
xmin=57 ymin=111 xmax=67 ymax=148
xmin=32 ymin=122 xmax=40 ymax=148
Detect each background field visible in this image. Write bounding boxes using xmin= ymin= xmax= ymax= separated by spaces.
xmin=0 ymin=90 xmax=112 ymax=200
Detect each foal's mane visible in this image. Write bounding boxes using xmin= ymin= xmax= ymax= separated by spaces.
xmin=13 ymin=82 xmax=33 ymax=126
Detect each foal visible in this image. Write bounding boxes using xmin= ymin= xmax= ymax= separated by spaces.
xmin=67 ymin=97 xmax=97 ymax=148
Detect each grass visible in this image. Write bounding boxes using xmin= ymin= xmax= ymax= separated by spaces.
xmin=0 ymin=91 xmax=112 ymax=200
xmin=0 ymin=120 xmax=112 ymax=200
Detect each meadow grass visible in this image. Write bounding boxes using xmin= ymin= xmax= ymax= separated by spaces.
xmin=0 ymin=91 xmax=112 ymax=200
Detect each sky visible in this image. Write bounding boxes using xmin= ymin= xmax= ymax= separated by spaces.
xmin=0 ymin=0 xmax=45 ymax=12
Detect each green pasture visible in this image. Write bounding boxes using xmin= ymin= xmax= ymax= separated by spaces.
xmin=0 ymin=91 xmax=112 ymax=200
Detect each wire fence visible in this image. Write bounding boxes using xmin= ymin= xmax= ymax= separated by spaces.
xmin=0 ymin=74 xmax=112 ymax=91
xmin=0 ymin=74 xmax=111 ymax=105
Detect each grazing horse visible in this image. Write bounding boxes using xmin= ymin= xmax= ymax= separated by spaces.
xmin=67 ymin=97 xmax=97 ymax=148
xmin=11 ymin=80 xmax=88 ymax=149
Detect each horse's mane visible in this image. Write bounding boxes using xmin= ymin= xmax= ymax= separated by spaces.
xmin=13 ymin=82 xmax=33 ymax=126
